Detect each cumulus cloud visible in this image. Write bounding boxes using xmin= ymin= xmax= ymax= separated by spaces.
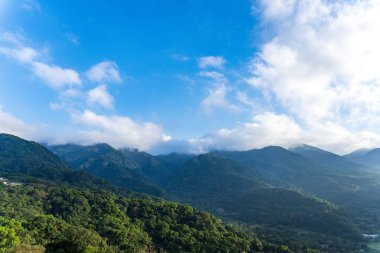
xmin=202 ymin=85 xmax=240 ymax=113
xmin=32 ymin=62 xmax=81 ymax=89
xmin=250 ymin=0 xmax=380 ymax=128
xmin=200 ymin=71 xmax=240 ymax=113
xmin=0 ymin=32 xmax=82 ymax=89
xmin=254 ymin=0 xmax=296 ymax=20
xmin=86 ymin=61 xmax=122 ymax=83
xmin=214 ymin=0 xmax=380 ymax=153
xmin=235 ymin=91 xmax=256 ymax=108
xmin=173 ymin=0 xmax=380 ymax=155
xmin=198 ymin=56 xmax=226 ymax=69
xmin=0 ymin=47 xmax=38 ymax=63
xmin=176 ymin=112 xmax=380 ymax=155
xmin=189 ymin=112 xmax=303 ymax=152
xmin=0 ymin=107 xmax=168 ymax=151
xmin=71 ymin=110 xmax=167 ymax=150
xmin=87 ymin=85 xmax=114 ymax=109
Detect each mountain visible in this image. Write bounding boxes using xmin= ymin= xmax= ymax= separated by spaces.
xmin=289 ymin=144 xmax=369 ymax=171
xmin=213 ymin=146 xmax=333 ymax=191
xmin=49 ymin=143 xmax=163 ymax=195
xmin=214 ymin=146 xmax=380 ymax=220
xmin=166 ymin=153 xmax=264 ymax=206
xmin=156 ymin=152 xmax=195 ymax=173
xmin=0 ymin=172 xmax=279 ymax=253
xmin=0 ymin=134 xmax=371 ymax=252
xmin=345 ymin=148 xmax=380 ymax=169
xmin=164 ymin=153 xmax=365 ymax=250
xmin=0 ymin=133 xmax=108 ymax=188
xmin=224 ymin=188 xmax=362 ymax=242
xmin=0 ymin=134 xmax=298 ymax=253
xmin=345 ymin=148 xmax=373 ymax=158
xmin=119 ymin=148 xmax=170 ymax=184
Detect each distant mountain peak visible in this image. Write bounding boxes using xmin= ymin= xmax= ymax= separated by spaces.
xmin=345 ymin=148 xmax=373 ymax=158
xmin=289 ymin=144 xmax=323 ymax=152
xmin=260 ymin=145 xmax=287 ymax=151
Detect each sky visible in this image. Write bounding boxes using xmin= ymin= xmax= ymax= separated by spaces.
xmin=1 ymin=0 xmax=380 ymax=154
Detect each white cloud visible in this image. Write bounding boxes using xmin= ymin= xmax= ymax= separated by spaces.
xmin=184 ymin=112 xmax=380 ymax=154
xmin=202 ymin=84 xmax=240 ymax=113
xmin=236 ymin=91 xmax=256 ymax=108
xmin=0 ymin=46 xmax=38 ymax=63
xmin=190 ymin=112 xmax=303 ymax=152
xmin=0 ymin=32 xmax=24 ymax=46
xmin=86 ymin=61 xmax=122 ymax=83
xmin=199 ymin=71 xmax=227 ymax=83
xmin=200 ymin=71 xmax=240 ymax=113
xmin=60 ymin=88 xmax=82 ymax=98
xmin=0 ymin=108 xmax=40 ymax=140
xmin=71 ymin=110 xmax=166 ymax=150
xmin=32 ymin=62 xmax=81 ymax=89
xmin=248 ymin=0 xmax=380 ymax=136
xmin=254 ymin=0 xmax=296 ymax=20
xmin=198 ymin=56 xmax=226 ymax=69
xmin=0 ymin=108 xmax=168 ymax=152
xmin=0 ymin=32 xmax=81 ymax=89
xmin=87 ymin=85 xmax=114 ymax=109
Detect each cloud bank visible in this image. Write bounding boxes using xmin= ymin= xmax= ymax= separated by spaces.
xmin=190 ymin=0 xmax=380 ymax=154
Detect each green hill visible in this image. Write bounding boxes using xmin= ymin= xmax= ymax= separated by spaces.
xmin=289 ymin=144 xmax=370 ymax=172
xmin=166 ymin=153 xmax=264 ymax=206
xmin=0 ymin=134 xmax=108 ymax=189
xmin=0 ymin=183 xmax=284 ymax=253
xmin=164 ymin=153 xmax=364 ymax=251
xmin=119 ymin=148 xmax=170 ymax=185
xmin=214 ymin=147 xmax=380 ymax=216
xmin=156 ymin=152 xmax=196 ymax=173
xmin=345 ymin=148 xmax=380 ymax=170
xmin=49 ymin=144 xmax=163 ymax=196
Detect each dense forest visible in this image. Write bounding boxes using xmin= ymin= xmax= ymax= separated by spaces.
xmin=0 ymin=183 xmax=291 ymax=253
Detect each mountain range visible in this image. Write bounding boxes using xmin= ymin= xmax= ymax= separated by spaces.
xmin=2 ymin=133 xmax=380 ymax=252
xmin=345 ymin=148 xmax=380 ymax=169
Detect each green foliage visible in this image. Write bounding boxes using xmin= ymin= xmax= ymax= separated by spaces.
xmin=0 ymin=185 xmax=279 ymax=253
xmin=1 ymin=134 xmax=375 ymax=253
xmin=0 ymin=218 xmax=21 ymax=253
xmin=0 ymin=134 xmax=110 ymax=190
xmin=119 ymin=148 xmax=171 ymax=185
xmin=49 ymin=144 xmax=163 ymax=196
xmin=165 ymin=153 xmax=367 ymax=252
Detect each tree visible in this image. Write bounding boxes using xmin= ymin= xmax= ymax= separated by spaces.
xmin=0 ymin=225 xmax=20 ymax=253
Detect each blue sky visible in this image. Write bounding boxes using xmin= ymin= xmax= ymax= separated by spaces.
xmin=1 ymin=0 xmax=380 ymax=154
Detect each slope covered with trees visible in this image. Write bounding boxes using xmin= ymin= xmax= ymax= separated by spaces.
xmin=0 ymin=134 xmax=110 ymax=190
xmin=49 ymin=144 xmax=163 ymax=195
xmin=1 ymin=134 xmax=376 ymax=252
xmin=0 ymin=183 xmax=294 ymax=253
xmin=214 ymin=147 xmax=380 ymax=217
xmin=164 ymin=153 xmax=370 ymax=252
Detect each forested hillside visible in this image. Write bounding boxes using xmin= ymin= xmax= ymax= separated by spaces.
xmin=0 ymin=183 xmax=290 ymax=253
xmin=2 ymin=134 xmax=379 ymax=252
xmin=49 ymin=144 xmax=163 ymax=196
xmin=0 ymin=134 xmax=296 ymax=253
